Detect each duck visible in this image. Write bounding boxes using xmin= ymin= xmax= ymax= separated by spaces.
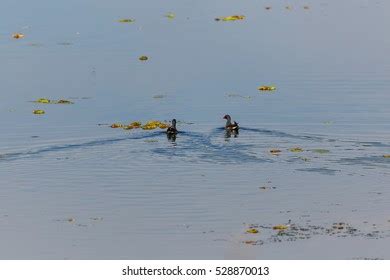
xmin=223 ymin=115 xmax=239 ymax=131
xmin=166 ymin=119 xmax=178 ymax=135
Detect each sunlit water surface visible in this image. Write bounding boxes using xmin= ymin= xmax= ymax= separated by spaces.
xmin=0 ymin=0 xmax=389 ymax=259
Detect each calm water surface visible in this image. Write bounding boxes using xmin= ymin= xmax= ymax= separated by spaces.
xmin=0 ymin=0 xmax=389 ymax=259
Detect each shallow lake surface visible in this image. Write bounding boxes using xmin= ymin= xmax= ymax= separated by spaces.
xmin=0 ymin=0 xmax=389 ymax=259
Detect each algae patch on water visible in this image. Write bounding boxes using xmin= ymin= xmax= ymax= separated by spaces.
xmin=258 ymin=85 xmax=276 ymax=92
xmin=289 ymin=147 xmax=304 ymax=153
xmin=246 ymin=228 xmax=259 ymax=234
xmin=118 ymin=18 xmax=135 ymax=23
xmin=33 ymin=110 xmax=45 ymax=115
xmin=215 ymin=15 xmax=245 ymax=21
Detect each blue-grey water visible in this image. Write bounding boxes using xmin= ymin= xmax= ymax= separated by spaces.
xmin=0 ymin=0 xmax=389 ymax=259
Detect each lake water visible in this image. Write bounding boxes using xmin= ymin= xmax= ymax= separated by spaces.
xmin=0 ymin=0 xmax=389 ymax=259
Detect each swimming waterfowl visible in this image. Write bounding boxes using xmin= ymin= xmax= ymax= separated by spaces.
xmin=166 ymin=119 xmax=178 ymax=135
xmin=223 ymin=115 xmax=239 ymax=131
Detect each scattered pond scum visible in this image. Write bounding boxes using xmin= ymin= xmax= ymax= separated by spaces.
xmin=242 ymin=220 xmax=389 ymax=247
xmin=139 ymin=55 xmax=148 ymax=61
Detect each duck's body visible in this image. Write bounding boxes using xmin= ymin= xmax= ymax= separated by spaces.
xmin=166 ymin=119 xmax=178 ymax=135
xmin=223 ymin=115 xmax=239 ymax=131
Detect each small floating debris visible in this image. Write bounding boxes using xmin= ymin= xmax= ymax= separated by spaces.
xmin=34 ymin=98 xmax=74 ymax=104
xmin=215 ymin=15 xmax=245 ymax=21
xmin=312 ymin=149 xmax=330 ymax=154
xmin=153 ymin=94 xmax=166 ymax=99
xmin=57 ymin=42 xmax=72 ymax=46
xmin=144 ymin=139 xmax=158 ymax=143
xmin=383 ymin=155 xmax=390 ymax=158
xmin=33 ymin=109 xmax=45 ymax=115
xmin=12 ymin=33 xmax=25 ymax=39
xmin=118 ymin=18 xmax=135 ymax=23
xmin=285 ymin=6 xmax=292 ymax=10
xmin=165 ymin=12 xmax=176 ymax=19
xmin=110 ymin=123 xmax=123 ymax=128
xmin=36 ymin=98 xmax=50 ymax=104
xmin=226 ymin=93 xmax=252 ymax=99
xmin=56 ymin=99 xmax=74 ymax=104
xmin=246 ymin=228 xmax=259 ymax=234
xmin=289 ymin=147 xmax=304 ymax=153
xmin=139 ymin=55 xmax=148 ymax=61
xmin=265 ymin=6 xmax=272 ymax=10
xmin=272 ymin=224 xmax=289 ymax=231
xmin=270 ymin=149 xmax=281 ymax=155
xmin=303 ymin=6 xmax=310 ymax=10
xmin=259 ymin=186 xmax=276 ymax=190
xmin=67 ymin=218 xmax=75 ymax=223
xmin=258 ymin=85 xmax=276 ymax=91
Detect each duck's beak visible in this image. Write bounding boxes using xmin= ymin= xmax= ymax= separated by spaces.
xmin=223 ymin=115 xmax=226 ymax=119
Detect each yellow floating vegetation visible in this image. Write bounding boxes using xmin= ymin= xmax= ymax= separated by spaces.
xmin=289 ymin=147 xmax=304 ymax=153
xmin=139 ymin=55 xmax=148 ymax=61
xmin=272 ymin=224 xmax=289 ymax=231
xmin=34 ymin=98 xmax=74 ymax=104
xmin=12 ymin=33 xmax=25 ymax=39
xmin=159 ymin=123 xmax=169 ymax=129
xmin=383 ymin=155 xmax=390 ymax=158
xmin=33 ymin=109 xmax=45 ymax=115
xmin=130 ymin=121 xmax=142 ymax=128
xmin=110 ymin=123 xmax=124 ymax=128
xmin=141 ymin=120 xmax=166 ymax=130
xmin=36 ymin=98 xmax=50 ymax=104
xmin=118 ymin=18 xmax=135 ymax=23
xmin=270 ymin=149 xmax=281 ymax=155
xmin=123 ymin=125 xmax=134 ymax=130
xmin=258 ymin=85 xmax=276 ymax=91
xmin=165 ymin=12 xmax=176 ymax=19
xmin=246 ymin=228 xmax=259 ymax=234
xmin=110 ymin=120 xmax=169 ymax=131
xmin=215 ymin=15 xmax=245 ymax=21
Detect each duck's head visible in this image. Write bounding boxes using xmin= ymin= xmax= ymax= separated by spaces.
xmin=171 ymin=119 xmax=177 ymax=127
xmin=223 ymin=114 xmax=231 ymax=120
